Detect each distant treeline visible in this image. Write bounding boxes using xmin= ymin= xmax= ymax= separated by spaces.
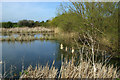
xmin=1 ymin=20 xmax=50 ymax=28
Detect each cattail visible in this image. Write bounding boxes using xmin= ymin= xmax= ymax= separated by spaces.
xmin=60 ymin=44 xmax=63 ymax=50
xmin=71 ymin=47 xmax=74 ymax=54
xmin=65 ymin=46 xmax=68 ymax=51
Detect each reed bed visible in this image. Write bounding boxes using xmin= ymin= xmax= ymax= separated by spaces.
xmin=1 ymin=36 xmax=55 ymax=41
xmin=20 ymin=57 xmax=120 ymax=79
xmin=20 ymin=61 xmax=58 ymax=78
xmin=0 ymin=27 xmax=56 ymax=41
xmin=1 ymin=27 xmax=54 ymax=33
xmin=59 ymin=59 xmax=120 ymax=78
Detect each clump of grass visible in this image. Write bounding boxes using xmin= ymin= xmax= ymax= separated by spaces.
xmin=10 ymin=36 xmax=15 ymax=41
xmin=6 ymin=37 xmax=11 ymax=41
xmin=20 ymin=61 xmax=58 ymax=78
xmin=35 ymin=37 xmax=39 ymax=40
xmin=39 ymin=37 xmax=45 ymax=40
xmin=16 ymin=36 xmax=22 ymax=41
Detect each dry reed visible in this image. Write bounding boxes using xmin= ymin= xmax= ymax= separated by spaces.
xmin=1 ymin=27 xmax=54 ymax=33
xmin=20 ymin=61 xmax=58 ymax=78
xmin=20 ymin=57 xmax=120 ymax=79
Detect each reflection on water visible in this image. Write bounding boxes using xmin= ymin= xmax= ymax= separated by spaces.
xmin=34 ymin=34 xmax=43 ymax=38
xmin=2 ymin=40 xmax=61 ymax=78
xmin=0 ymin=33 xmax=19 ymax=38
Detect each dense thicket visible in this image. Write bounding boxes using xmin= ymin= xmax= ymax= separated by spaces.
xmin=51 ymin=2 xmax=118 ymax=33
xmin=50 ymin=2 xmax=118 ymax=52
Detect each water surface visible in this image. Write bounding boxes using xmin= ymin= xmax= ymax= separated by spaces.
xmin=2 ymin=40 xmax=61 ymax=78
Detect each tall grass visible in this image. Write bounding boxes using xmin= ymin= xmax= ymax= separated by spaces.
xmin=20 ymin=61 xmax=58 ymax=78
xmin=1 ymin=27 xmax=54 ymax=33
xmin=59 ymin=58 xmax=119 ymax=78
xmin=20 ymin=57 xmax=120 ymax=78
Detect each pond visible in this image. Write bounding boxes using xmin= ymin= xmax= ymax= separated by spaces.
xmin=1 ymin=33 xmax=120 ymax=78
xmin=2 ymin=40 xmax=62 ymax=78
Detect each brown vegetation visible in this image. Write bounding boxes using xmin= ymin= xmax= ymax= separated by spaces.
xmin=1 ymin=27 xmax=54 ymax=33
xmin=20 ymin=58 xmax=120 ymax=78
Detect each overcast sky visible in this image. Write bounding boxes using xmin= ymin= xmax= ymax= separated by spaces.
xmin=2 ymin=2 xmax=61 ymax=22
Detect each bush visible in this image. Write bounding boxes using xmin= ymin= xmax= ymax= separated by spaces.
xmin=2 ymin=22 xmax=13 ymax=28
